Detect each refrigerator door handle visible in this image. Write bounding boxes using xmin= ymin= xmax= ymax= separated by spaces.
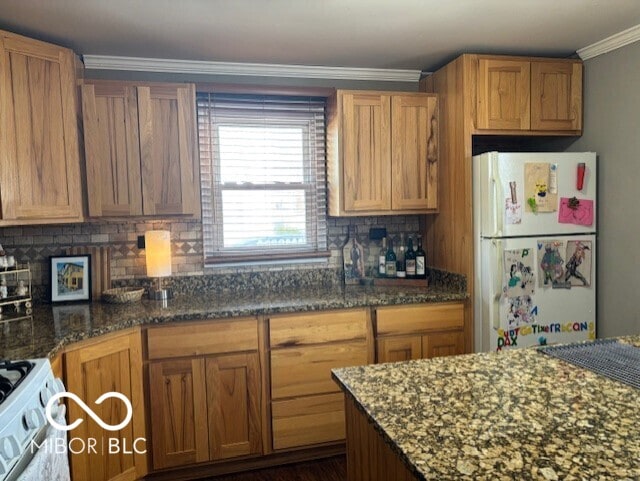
xmin=491 ymin=154 xmax=504 ymax=237
xmin=492 ymin=239 xmax=503 ymax=330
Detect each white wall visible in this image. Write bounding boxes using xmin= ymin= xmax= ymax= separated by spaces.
xmin=569 ymin=41 xmax=640 ymax=337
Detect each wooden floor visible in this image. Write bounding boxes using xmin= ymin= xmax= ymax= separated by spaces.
xmin=204 ymin=456 xmax=346 ymax=481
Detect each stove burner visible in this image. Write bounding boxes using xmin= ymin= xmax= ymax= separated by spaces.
xmin=0 ymin=359 xmax=34 ymax=406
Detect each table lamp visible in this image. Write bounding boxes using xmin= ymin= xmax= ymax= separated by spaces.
xmin=145 ymin=230 xmax=172 ymax=300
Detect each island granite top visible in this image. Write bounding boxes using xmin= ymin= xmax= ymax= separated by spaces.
xmin=0 ymin=283 xmax=466 ymax=360
xmin=332 ymin=336 xmax=640 ymax=481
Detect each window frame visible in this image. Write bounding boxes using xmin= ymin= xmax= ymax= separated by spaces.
xmin=197 ymin=92 xmax=330 ymax=265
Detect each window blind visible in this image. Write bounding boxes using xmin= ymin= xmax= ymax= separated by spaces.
xmin=197 ymin=93 xmax=328 ymax=263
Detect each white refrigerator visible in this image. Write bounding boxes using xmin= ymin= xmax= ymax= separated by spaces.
xmin=473 ymin=152 xmax=597 ymax=352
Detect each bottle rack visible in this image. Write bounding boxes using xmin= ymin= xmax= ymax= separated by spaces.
xmin=0 ymin=263 xmax=33 ymax=319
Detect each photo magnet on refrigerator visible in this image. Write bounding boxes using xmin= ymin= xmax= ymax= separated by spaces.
xmin=505 ymin=198 xmax=522 ymax=224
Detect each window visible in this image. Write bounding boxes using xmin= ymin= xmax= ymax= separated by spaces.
xmin=197 ymin=93 xmax=328 ymax=263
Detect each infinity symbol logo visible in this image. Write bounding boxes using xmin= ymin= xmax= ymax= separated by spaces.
xmin=46 ymin=391 xmax=133 ymax=432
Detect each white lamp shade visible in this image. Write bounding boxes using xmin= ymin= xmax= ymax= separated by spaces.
xmin=145 ymin=230 xmax=172 ymax=277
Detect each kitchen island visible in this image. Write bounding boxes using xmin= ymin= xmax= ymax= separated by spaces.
xmin=332 ymin=336 xmax=640 ymax=481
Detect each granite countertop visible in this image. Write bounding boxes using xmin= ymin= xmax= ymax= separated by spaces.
xmin=332 ymin=336 xmax=640 ymax=481
xmin=0 ymin=283 xmax=466 ymax=360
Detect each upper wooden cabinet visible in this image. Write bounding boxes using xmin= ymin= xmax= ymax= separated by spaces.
xmin=476 ymin=56 xmax=582 ymax=133
xmin=530 ymin=61 xmax=582 ymax=131
xmin=327 ymin=90 xmax=438 ymax=216
xmin=0 ymin=30 xmax=83 ymax=225
xmin=82 ymin=80 xmax=201 ymax=217
xmin=82 ymin=83 xmax=142 ymax=216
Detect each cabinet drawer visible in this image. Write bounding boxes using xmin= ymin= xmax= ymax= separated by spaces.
xmin=271 ymin=341 xmax=367 ymax=399
xmin=375 ymin=302 xmax=463 ymax=336
xmin=272 ymin=393 xmax=345 ymax=450
xmin=147 ymin=318 xmax=258 ymax=360
xmin=269 ymin=309 xmax=367 ymax=348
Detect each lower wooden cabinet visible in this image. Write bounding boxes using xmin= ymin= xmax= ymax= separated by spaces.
xmin=268 ymin=309 xmax=370 ymax=451
xmin=60 ymin=303 xmax=464 ymax=479
xmin=270 ymin=341 xmax=368 ymax=399
xmin=377 ymin=331 xmax=465 ymax=363
xmin=423 ymin=331 xmax=465 ymax=358
xmin=64 ymin=329 xmax=147 ymax=481
xmin=375 ymin=302 xmax=465 ymax=363
xmin=146 ymin=319 xmax=263 ymax=471
xmin=377 ymin=335 xmax=422 ymax=363
xmin=271 ymin=393 xmax=345 ymax=450
xmin=148 ymin=358 xmax=209 ymax=469
xmin=206 ymin=353 xmax=262 ymax=460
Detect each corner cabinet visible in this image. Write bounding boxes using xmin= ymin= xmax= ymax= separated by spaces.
xmin=476 ymin=56 xmax=582 ymax=133
xmin=327 ymin=90 xmax=438 ymax=216
xmin=375 ymin=302 xmax=464 ymax=363
xmin=64 ymin=329 xmax=147 ymax=481
xmin=146 ymin=318 xmax=263 ymax=470
xmin=81 ymin=80 xmax=201 ymax=218
xmin=0 ymin=30 xmax=83 ymax=225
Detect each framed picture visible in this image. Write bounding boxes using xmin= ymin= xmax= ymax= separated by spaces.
xmin=50 ymin=255 xmax=91 ymax=303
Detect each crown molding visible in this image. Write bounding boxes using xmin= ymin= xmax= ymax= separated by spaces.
xmin=82 ymin=55 xmax=421 ymax=82
xmin=577 ymin=24 xmax=640 ymax=60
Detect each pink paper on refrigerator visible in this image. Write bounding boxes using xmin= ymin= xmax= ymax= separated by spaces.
xmin=558 ymin=198 xmax=594 ymax=226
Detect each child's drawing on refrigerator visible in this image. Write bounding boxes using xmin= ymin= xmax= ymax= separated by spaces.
xmin=538 ymin=240 xmax=565 ymax=288
xmin=506 ymin=295 xmax=536 ymax=327
xmin=504 ymin=249 xmax=535 ymax=298
xmin=565 ymin=241 xmax=592 ymax=287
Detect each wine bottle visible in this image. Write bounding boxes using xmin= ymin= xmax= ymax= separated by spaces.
xmin=396 ymin=233 xmax=406 ymax=278
xmin=415 ymin=235 xmax=427 ymax=279
xmin=405 ymin=236 xmax=416 ymax=278
xmin=385 ymin=238 xmax=396 ymax=277
xmin=378 ymin=237 xmax=387 ymax=277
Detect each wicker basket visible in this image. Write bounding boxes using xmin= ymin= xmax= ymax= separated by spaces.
xmin=101 ymin=287 xmax=145 ymax=304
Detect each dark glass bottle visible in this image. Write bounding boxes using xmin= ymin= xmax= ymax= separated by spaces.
xmin=396 ymin=233 xmax=406 ymax=278
xmin=385 ymin=238 xmax=396 ymax=277
xmin=405 ymin=237 xmax=416 ymax=278
xmin=415 ymin=235 xmax=427 ymax=279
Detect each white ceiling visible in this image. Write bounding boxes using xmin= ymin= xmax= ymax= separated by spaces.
xmin=1 ymin=0 xmax=640 ymax=72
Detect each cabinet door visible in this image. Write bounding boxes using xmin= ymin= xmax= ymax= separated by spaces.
xmin=148 ymin=358 xmax=209 ymax=470
xmin=477 ymin=58 xmax=531 ymax=130
xmin=0 ymin=33 xmax=82 ymax=223
xmin=137 ymin=84 xmax=200 ymax=216
xmin=341 ymin=92 xmax=391 ymax=212
xmin=531 ymin=61 xmax=582 ymax=131
xmin=206 ymin=352 xmax=262 ymax=460
xmin=377 ymin=335 xmax=422 ymax=363
xmin=391 ymin=94 xmax=438 ymax=210
xmin=64 ymin=330 xmax=147 ymax=481
xmin=422 ymin=331 xmax=464 ymax=359
xmin=82 ymin=82 xmax=143 ymax=216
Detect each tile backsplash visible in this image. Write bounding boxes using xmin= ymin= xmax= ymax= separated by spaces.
xmin=0 ymin=215 xmax=422 ymax=301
